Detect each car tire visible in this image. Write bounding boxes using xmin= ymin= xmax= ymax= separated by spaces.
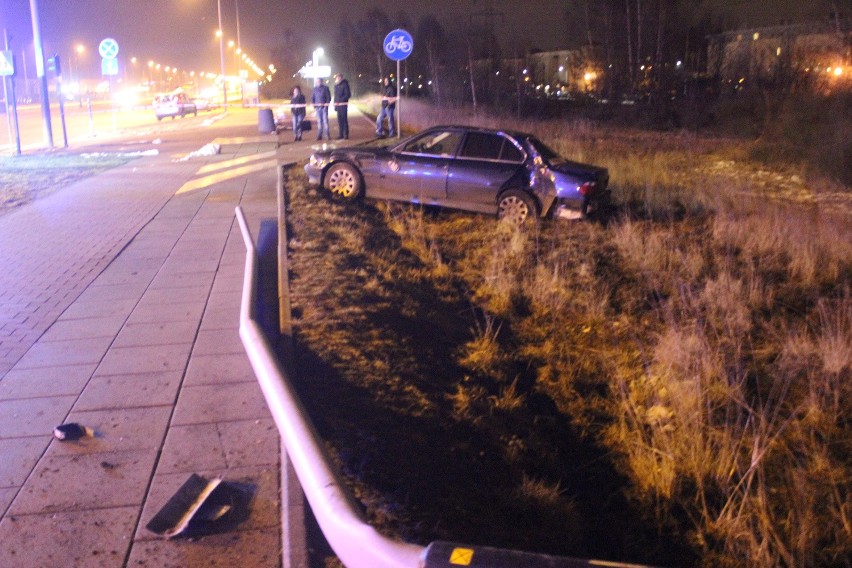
xmin=497 ymin=189 xmax=538 ymax=225
xmin=324 ymin=163 xmax=362 ymax=200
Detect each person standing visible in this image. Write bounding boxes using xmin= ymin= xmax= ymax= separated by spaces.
xmin=290 ymin=86 xmax=306 ymax=142
xmin=375 ymin=76 xmax=397 ymax=138
xmin=311 ymin=78 xmax=331 ymax=141
xmin=333 ymin=73 xmax=351 ymax=140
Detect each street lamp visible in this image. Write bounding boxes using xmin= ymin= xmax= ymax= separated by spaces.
xmin=313 ymin=47 xmax=324 ymax=69
xmin=73 ymin=43 xmax=85 ymax=82
xmin=216 ymin=0 xmax=227 ymax=107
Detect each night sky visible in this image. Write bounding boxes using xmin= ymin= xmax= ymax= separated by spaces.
xmin=0 ymin=1 xmax=839 ymax=78
xmin=0 ymin=0 xmax=569 ymax=77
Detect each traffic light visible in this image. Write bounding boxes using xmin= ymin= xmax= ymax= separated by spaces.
xmin=47 ymin=54 xmax=61 ymax=76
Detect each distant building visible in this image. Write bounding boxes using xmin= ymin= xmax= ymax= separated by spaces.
xmin=477 ymin=46 xmax=604 ymax=98
xmin=527 ymin=48 xmax=603 ymax=95
xmin=707 ymin=20 xmax=851 ymax=91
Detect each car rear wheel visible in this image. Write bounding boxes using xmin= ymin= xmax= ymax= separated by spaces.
xmin=497 ymin=189 xmax=538 ymax=225
xmin=325 ymin=163 xmax=362 ymax=200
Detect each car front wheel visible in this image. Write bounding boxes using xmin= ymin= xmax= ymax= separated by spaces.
xmin=497 ymin=189 xmax=538 ymax=225
xmin=324 ymin=163 xmax=362 ymax=200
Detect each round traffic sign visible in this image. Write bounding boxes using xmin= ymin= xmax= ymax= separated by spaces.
xmin=99 ymin=38 xmax=119 ymax=60
xmin=383 ymin=29 xmax=413 ymax=61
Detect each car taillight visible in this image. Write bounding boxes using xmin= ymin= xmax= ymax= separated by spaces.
xmin=579 ymin=181 xmax=596 ymax=195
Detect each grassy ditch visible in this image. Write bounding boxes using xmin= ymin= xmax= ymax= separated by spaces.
xmin=284 ymin=111 xmax=851 ymax=567
xmin=0 ymin=153 xmax=133 ymax=215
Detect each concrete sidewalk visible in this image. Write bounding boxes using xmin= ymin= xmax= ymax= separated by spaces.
xmin=0 ymin=112 xmax=328 ymax=567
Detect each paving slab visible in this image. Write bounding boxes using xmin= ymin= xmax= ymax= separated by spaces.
xmin=0 ymin=364 xmax=96 ymax=400
xmin=127 ymin=528 xmax=281 ymax=568
xmin=197 ymin=304 xmax=241 ymax=332
xmin=38 ymin=316 xmax=128 ymax=342
xmin=74 ymin=371 xmax=183 ymax=411
xmin=171 ymin=382 xmax=271 ymax=426
xmin=112 ymin=319 xmax=199 ymax=349
xmin=9 ymin=448 xmax=158 ymax=515
xmin=96 ymin=343 xmax=192 ymax=376
xmin=182 ymin=352 xmax=257 ymax=386
xmin=57 ymin=297 xmax=140 ymax=321
xmin=0 ymin=396 xmax=77 ymax=438
xmin=156 ymin=418 xmax=280 ymax=475
xmin=48 ymin=406 xmax=174 ymax=456
xmin=191 ymin=327 xmax=245 ymax=356
xmin=12 ymin=336 xmax=114 ymax=369
xmin=125 ymin=299 xmax=207 ymax=325
xmin=0 ymin=506 xmax=139 ymax=568
xmin=138 ymin=284 xmax=211 ymax=306
xmin=0 ymin=488 xmax=14 ymax=516
xmin=0 ymin=436 xmax=50 ymax=487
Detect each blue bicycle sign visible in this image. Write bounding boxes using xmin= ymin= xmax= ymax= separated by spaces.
xmin=383 ymin=29 xmax=413 ymax=61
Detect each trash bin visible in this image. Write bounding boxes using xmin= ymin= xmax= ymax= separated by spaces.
xmin=258 ymin=108 xmax=275 ymax=133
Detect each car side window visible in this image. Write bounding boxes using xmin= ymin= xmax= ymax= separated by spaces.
xmin=399 ymin=131 xmax=462 ymax=157
xmin=500 ymin=141 xmax=524 ymax=163
xmin=459 ymin=133 xmax=504 ymax=160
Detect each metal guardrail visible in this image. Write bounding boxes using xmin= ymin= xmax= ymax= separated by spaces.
xmin=236 ymin=189 xmax=658 ymax=568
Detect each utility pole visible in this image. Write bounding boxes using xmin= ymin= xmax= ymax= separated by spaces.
xmin=3 ymin=29 xmax=22 ymax=155
xmin=217 ymin=0 xmax=227 ymax=108
xmin=29 ymin=0 xmax=53 ymax=148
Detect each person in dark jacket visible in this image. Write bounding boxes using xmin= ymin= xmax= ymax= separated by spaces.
xmin=311 ymin=78 xmax=331 ymax=141
xmin=290 ymin=86 xmax=306 ymax=141
xmin=333 ymin=73 xmax=351 ymax=140
xmin=375 ymin=76 xmax=397 ymax=137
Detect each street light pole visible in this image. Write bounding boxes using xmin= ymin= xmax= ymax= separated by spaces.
xmin=28 ymin=0 xmax=53 ymax=148
xmin=217 ymin=0 xmax=227 ymax=108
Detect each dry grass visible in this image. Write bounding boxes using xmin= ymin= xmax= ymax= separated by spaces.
xmin=0 ymin=153 xmax=133 ymax=214
xmin=287 ymin=103 xmax=851 ymax=566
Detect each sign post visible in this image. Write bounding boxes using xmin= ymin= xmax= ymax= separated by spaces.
xmin=99 ymin=38 xmax=119 ymax=130
xmin=29 ymin=0 xmax=54 ymax=148
xmin=50 ymin=55 xmax=68 ymax=148
xmin=1 ymin=33 xmax=22 ymax=154
xmin=383 ymin=29 xmax=413 ymax=139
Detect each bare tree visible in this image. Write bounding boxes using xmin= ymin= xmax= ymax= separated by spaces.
xmin=356 ymin=8 xmax=392 ymax=80
xmin=416 ymin=15 xmax=446 ymax=103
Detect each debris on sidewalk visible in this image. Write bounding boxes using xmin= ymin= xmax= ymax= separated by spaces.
xmin=146 ymin=474 xmax=236 ymax=538
xmin=53 ymin=423 xmax=90 ymax=441
xmin=176 ymin=143 xmax=221 ymax=162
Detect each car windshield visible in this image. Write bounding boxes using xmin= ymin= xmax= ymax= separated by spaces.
xmin=525 ymin=137 xmax=564 ymax=165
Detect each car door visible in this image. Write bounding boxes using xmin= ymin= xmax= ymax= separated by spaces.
xmin=447 ymin=132 xmax=526 ymax=211
xmin=385 ymin=129 xmax=463 ymax=202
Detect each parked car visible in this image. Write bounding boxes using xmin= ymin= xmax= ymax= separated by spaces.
xmin=153 ymin=92 xmax=197 ymax=121
xmin=192 ymin=97 xmax=213 ymax=111
xmin=304 ymin=125 xmax=610 ymax=223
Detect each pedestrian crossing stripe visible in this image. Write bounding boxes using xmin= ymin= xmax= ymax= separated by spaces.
xmin=449 ymin=547 xmax=474 ymax=565
xmin=0 ymin=50 xmax=14 ymax=76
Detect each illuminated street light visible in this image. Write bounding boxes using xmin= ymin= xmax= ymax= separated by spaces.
xmin=216 ymin=0 xmax=227 ymax=107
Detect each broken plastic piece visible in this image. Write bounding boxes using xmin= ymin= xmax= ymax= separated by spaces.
xmin=53 ymin=423 xmax=87 ymax=441
xmin=146 ymin=474 xmax=229 ymax=538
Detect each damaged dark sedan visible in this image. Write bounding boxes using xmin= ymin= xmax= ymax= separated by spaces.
xmin=304 ymin=125 xmax=610 ymax=224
